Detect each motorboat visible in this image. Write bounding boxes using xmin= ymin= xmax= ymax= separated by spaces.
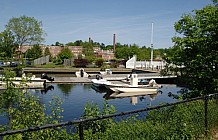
xmin=75 ymin=68 xmax=89 ymax=77
xmin=106 ymin=74 xmax=162 ymax=91
xmin=107 ymin=74 xmax=162 ymax=93
xmin=91 ymin=74 xmax=112 ymax=87
xmin=100 ymin=69 xmax=112 ymax=75
xmin=0 ymin=78 xmax=45 ymax=90
xmin=110 ymin=87 xmax=158 ymax=93
xmin=0 ymin=73 xmax=52 ymax=89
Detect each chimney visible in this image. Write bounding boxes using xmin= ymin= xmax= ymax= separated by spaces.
xmin=113 ymin=34 xmax=116 ymax=52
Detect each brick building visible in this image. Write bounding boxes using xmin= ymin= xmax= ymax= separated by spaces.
xmin=21 ymin=45 xmax=114 ymax=60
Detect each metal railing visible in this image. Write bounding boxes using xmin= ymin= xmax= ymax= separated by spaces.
xmin=0 ymin=93 xmax=218 ymax=139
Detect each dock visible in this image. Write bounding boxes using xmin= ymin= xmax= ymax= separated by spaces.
xmin=47 ymin=74 xmax=177 ymax=84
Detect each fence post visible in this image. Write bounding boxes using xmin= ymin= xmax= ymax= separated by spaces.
xmin=204 ymin=95 xmax=208 ymax=137
xmin=79 ymin=122 xmax=84 ymax=140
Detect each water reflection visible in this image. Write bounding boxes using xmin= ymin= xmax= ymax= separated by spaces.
xmin=57 ymin=84 xmax=74 ymax=96
xmin=103 ymin=91 xmax=160 ymax=106
xmin=91 ymin=85 xmax=108 ymax=93
xmin=41 ymin=85 xmax=54 ymax=94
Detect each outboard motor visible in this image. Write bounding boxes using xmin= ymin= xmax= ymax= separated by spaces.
xmin=96 ymin=74 xmax=103 ymax=80
xmin=96 ymin=74 xmax=100 ymax=80
xmin=41 ymin=73 xmax=48 ymax=79
xmin=80 ymin=69 xmax=84 ymax=77
xmin=41 ymin=73 xmax=54 ymax=82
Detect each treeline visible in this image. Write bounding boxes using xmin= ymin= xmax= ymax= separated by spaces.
xmin=52 ymin=40 xmax=168 ymax=61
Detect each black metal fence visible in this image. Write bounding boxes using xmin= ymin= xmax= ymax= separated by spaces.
xmin=0 ymin=93 xmax=218 ymax=139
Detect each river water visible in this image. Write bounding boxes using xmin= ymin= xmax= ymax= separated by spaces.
xmin=28 ymin=83 xmax=183 ymax=121
xmin=0 ymin=83 xmax=184 ymax=124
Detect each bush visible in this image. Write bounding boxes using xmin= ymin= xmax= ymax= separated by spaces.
xmin=74 ymin=59 xmax=88 ymax=67
xmin=95 ymin=58 xmax=104 ymax=68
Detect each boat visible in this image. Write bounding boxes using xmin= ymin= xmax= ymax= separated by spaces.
xmin=106 ymin=74 xmax=161 ymax=89
xmin=110 ymin=87 xmax=157 ymax=93
xmin=100 ymin=69 xmax=112 ymax=75
xmin=0 ymin=73 xmax=54 ymax=89
xmin=75 ymin=68 xmax=89 ymax=77
xmin=91 ymin=74 xmax=112 ymax=87
xmin=0 ymin=79 xmax=45 ymax=89
xmin=107 ymin=74 xmax=161 ymax=93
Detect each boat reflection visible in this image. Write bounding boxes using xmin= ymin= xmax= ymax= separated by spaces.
xmin=91 ymin=84 xmax=163 ymax=106
xmin=103 ymin=91 xmax=161 ymax=105
xmin=41 ymin=85 xmax=54 ymax=94
xmin=91 ymin=84 xmax=108 ymax=93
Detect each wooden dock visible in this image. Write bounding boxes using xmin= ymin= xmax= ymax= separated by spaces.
xmin=47 ymin=74 xmax=177 ymax=84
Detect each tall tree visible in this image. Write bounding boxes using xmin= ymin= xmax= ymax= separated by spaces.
xmin=5 ymin=15 xmax=45 ymax=48
xmin=0 ymin=30 xmax=16 ymax=58
xmin=165 ymin=3 xmax=218 ymax=97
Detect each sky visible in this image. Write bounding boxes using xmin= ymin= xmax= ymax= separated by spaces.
xmin=0 ymin=0 xmax=213 ymax=48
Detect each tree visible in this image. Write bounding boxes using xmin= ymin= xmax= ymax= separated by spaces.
xmin=164 ymin=3 xmax=218 ymax=97
xmin=26 ymin=44 xmax=42 ymax=60
xmin=95 ymin=58 xmax=104 ymax=67
xmin=53 ymin=41 xmax=64 ymax=46
xmin=44 ymin=47 xmax=53 ymax=61
xmin=0 ymin=30 xmax=16 ymax=58
xmin=5 ymin=15 xmax=45 ymax=48
xmin=57 ymin=47 xmax=73 ymax=64
xmin=82 ymin=42 xmax=95 ymax=63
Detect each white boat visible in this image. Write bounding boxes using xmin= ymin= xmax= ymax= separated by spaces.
xmin=91 ymin=78 xmax=112 ymax=87
xmin=106 ymin=74 xmax=161 ymax=90
xmin=75 ymin=68 xmax=89 ymax=77
xmin=0 ymin=74 xmax=47 ymax=89
xmin=100 ymin=69 xmax=112 ymax=75
xmin=110 ymin=87 xmax=157 ymax=93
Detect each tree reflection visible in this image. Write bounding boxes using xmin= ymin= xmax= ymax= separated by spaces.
xmin=57 ymin=84 xmax=74 ymax=96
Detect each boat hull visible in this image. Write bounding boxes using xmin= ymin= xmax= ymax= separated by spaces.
xmin=91 ymin=79 xmax=112 ymax=87
xmin=110 ymin=87 xmax=157 ymax=93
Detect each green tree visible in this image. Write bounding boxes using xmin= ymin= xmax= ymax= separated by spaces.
xmin=82 ymin=42 xmax=95 ymax=63
xmin=137 ymin=47 xmax=150 ymax=60
xmin=95 ymin=58 xmax=104 ymax=67
xmin=0 ymin=30 xmax=16 ymax=59
xmin=44 ymin=47 xmax=53 ymax=61
xmin=165 ymin=3 xmax=218 ymax=97
xmin=115 ymin=46 xmax=130 ymax=59
xmin=26 ymin=44 xmax=42 ymax=60
xmin=74 ymin=40 xmax=83 ymax=46
xmin=57 ymin=47 xmax=73 ymax=64
xmin=5 ymin=15 xmax=45 ymax=48
xmin=53 ymin=41 xmax=64 ymax=46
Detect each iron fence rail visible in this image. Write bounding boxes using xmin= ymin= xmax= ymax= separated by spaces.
xmin=0 ymin=93 xmax=217 ymax=139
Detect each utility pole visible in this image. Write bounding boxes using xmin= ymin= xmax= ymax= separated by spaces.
xmin=150 ymin=22 xmax=154 ymax=69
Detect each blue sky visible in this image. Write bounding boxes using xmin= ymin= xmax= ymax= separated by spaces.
xmin=0 ymin=0 xmax=212 ymax=48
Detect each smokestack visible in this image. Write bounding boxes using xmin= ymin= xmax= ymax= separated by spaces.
xmin=113 ymin=34 xmax=116 ymax=52
xmin=89 ymin=37 xmax=91 ymax=43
